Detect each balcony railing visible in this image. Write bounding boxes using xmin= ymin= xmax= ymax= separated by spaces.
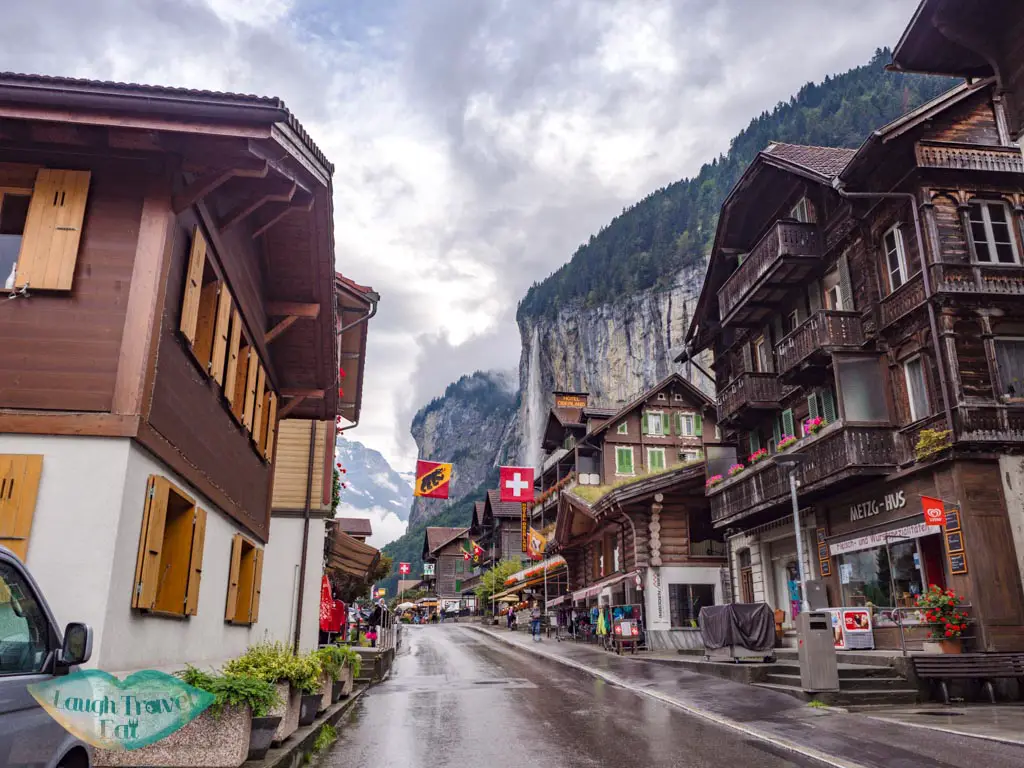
xmin=955 ymin=404 xmax=1024 ymax=443
xmin=932 ymin=263 xmax=1024 ymax=297
xmin=709 ymin=423 xmax=897 ymax=525
xmin=775 ymin=310 xmax=865 ymax=378
xmin=916 ymin=141 xmax=1024 ymax=174
xmin=879 ymin=273 xmax=926 ymax=329
xmin=718 ymin=221 xmax=821 ymax=325
xmin=716 ymin=371 xmax=782 ymax=424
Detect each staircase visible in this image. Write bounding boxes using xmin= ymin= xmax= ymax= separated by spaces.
xmin=753 ymin=652 xmax=918 ymax=706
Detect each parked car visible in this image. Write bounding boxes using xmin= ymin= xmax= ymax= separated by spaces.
xmin=0 ymin=545 xmax=93 ymax=767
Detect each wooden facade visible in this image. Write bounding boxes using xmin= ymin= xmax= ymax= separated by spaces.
xmin=422 ymin=527 xmax=470 ymax=599
xmin=686 ymin=79 xmax=1024 ymax=649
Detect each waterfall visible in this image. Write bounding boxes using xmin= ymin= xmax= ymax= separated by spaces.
xmin=523 ymin=326 xmax=545 ymax=470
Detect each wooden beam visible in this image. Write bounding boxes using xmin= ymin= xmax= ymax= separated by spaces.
xmin=219 ymin=180 xmax=296 ymax=230
xmin=281 ymin=388 xmax=325 ymax=399
xmin=172 ymin=159 xmax=269 ymax=214
xmin=278 ymin=395 xmax=307 ymax=419
xmin=267 ymin=302 xmax=320 ymax=318
xmin=265 ymin=314 xmax=299 ymax=344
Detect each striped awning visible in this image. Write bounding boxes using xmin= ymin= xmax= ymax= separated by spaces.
xmin=503 ymin=555 xmax=567 ymax=586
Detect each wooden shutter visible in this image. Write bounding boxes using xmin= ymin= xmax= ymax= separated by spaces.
xmin=224 ymin=534 xmax=243 ymax=621
xmin=242 ymin=350 xmax=259 ymax=431
xmin=184 ymin=506 xmax=207 ymax=616
xmin=641 ymin=412 xmax=648 ymax=435
xmin=223 ymin=309 xmax=242 ymax=404
xmin=0 ymin=455 xmax=43 ymax=561
xmin=822 ymin=389 xmax=838 ymax=423
xmin=808 ymin=280 xmax=823 ymax=314
xmin=264 ymin=393 xmax=278 ymax=462
xmin=132 ymin=476 xmax=169 ymax=610
xmin=249 ymin=548 xmax=264 ymax=624
xmin=782 ymin=409 xmax=795 ymax=437
xmin=663 ymin=413 xmax=672 ymax=435
xmin=693 ymin=413 xmax=703 ymax=437
xmin=252 ymin=366 xmax=267 ymax=446
xmin=838 ymin=253 xmax=854 ymax=312
xmin=15 ymin=169 xmax=91 ymax=291
xmin=616 ymin=448 xmax=631 ymax=474
xmin=179 ymin=227 xmax=207 ymax=346
xmin=209 ymin=287 xmax=233 ymax=385
xmin=807 ymin=394 xmax=820 ymax=421
xmin=192 ymin=281 xmax=219 ymax=368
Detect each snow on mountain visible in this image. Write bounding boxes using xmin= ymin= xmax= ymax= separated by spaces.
xmin=334 ymin=437 xmax=414 ymax=548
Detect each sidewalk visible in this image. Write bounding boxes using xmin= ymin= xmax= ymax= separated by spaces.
xmin=469 ymin=626 xmax=1024 ymax=768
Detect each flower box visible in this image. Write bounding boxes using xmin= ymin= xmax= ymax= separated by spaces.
xmin=777 ymin=434 xmax=798 ymax=451
xmin=748 ymin=448 xmax=768 ymax=464
xmin=705 ymin=474 xmax=724 ymax=489
xmin=727 ymin=463 xmax=745 ymax=477
xmin=804 ymin=417 xmax=825 ymax=435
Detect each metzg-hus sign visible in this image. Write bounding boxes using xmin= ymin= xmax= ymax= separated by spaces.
xmin=849 ymin=490 xmax=906 ymax=522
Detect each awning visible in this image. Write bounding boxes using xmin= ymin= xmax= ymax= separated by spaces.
xmin=503 ymin=555 xmax=567 ymax=586
xmin=547 ymin=595 xmax=568 ymax=608
xmin=571 ymin=571 xmax=635 ymax=602
xmin=325 ymin=528 xmax=380 ymax=579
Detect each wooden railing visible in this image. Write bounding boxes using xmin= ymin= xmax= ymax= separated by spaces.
xmin=718 ymin=221 xmax=821 ymax=322
xmin=897 ymin=413 xmax=950 ymax=465
xmin=955 ymin=404 xmax=1024 ymax=443
xmin=776 ymin=310 xmax=864 ymax=376
xmin=710 ymin=461 xmax=787 ymax=524
xmin=916 ymin=141 xmax=1024 ymax=174
xmin=879 ymin=273 xmax=926 ymax=329
xmin=932 ymin=263 xmax=1024 ymax=297
xmin=717 ymin=372 xmax=782 ymax=423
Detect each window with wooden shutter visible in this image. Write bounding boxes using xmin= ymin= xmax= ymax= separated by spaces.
xmin=230 ymin=336 xmax=251 ymax=423
xmin=821 ymin=389 xmax=838 ymax=423
xmin=209 ymin=286 xmax=233 ymax=385
xmin=132 ymin=475 xmax=207 ymax=617
xmin=749 ymin=432 xmax=760 ymax=455
xmin=191 ymin=278 xmax=220 ymax=373
xmin=807 ymin=394 xmax=820 ymax=422
xmin=225 ymin=534 xmax=263 ymax=625
xmin=615 ymin=446 xmax=634 ymax=475
xmin=693 ymin=413 xmax=703 ymax=437
xmin=223 ymin=309 xmax=242 ymax=405
xmin=782 ymin=409 xmax=795 ymax=437
xmin=772 ymin=418 xmax=781 ymax=448
xmin=179 ymin=227 xmax=207 ymax=346
xmin=14 ymin=169 xmax=91 ymax=291
xmin=242 ymin=349 xmax=259 ymax=432
xmin=263 ymin=392 xmax=278 ymax=462
xmin=0 ymin=455 xmax=43 ymax=562
xmin=641 ymin=412 xmax=649 ymax=434
xmin=252 ymin=366 xmax=266 ymax=446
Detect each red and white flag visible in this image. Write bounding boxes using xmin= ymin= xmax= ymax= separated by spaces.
xmin=499 ymin=466 xmax=535 ymax=503
xmin=398 ymin=562 xmax=411 ymax=576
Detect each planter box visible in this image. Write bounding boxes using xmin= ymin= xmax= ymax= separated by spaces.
xmin=95 ymin=705 xmax=251 ymax=768
xmin=298 ymin=694 xmax=320 ymax=727
xmin=922 ymin=639 xmax=963 ymax=654
xmin=318 ymin=674 xmax=332 ymax=713
xmin=341 ymin=665 xmax=354 ymax=697
xmin=270 ymin=682 xmax=300 ymax=744
xmin=246 ymin=716 xmax=281 ymax=762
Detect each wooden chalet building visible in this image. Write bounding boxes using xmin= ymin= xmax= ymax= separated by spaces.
xmin=335 ymin=517 xmax=374 ymax=543
xmin=684 ymin=75 xmax=1024 ymax=650
xmin=0 ymin=73 xmax=345 ymax=670
xmin=479 ymin=488 xmax=529 ymax=565
xmin=422 ymin=526 xmax=473 ymax=611
xmin=547 ymin=374 xmax=726 ymax=649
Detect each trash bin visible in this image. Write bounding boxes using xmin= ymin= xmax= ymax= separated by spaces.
xmin=797 ymin=611 xmax=839 ymax=691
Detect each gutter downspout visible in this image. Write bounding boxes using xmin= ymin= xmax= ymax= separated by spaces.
xmin=294 ymin=422 xmax=318 ymax=653
xmin=339 ymin=297 xmax=378 ymax=334
xmin=831 ymin=179 xmax=955 ymax=436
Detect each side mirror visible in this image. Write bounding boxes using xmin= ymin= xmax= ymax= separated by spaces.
xmin=58 ymin=623 xmax=93 ymax=668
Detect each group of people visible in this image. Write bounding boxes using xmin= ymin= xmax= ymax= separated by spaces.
xmin=506 ymin=600 xmax=544 ymax=641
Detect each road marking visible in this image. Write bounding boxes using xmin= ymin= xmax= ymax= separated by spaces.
xmin=467 ymin=626 xmax=867 ymax=768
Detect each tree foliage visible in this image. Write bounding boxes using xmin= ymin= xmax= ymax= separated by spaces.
xmin=516 ymin=50 xmax=957 ymax=321
xmin=474 ymin=559 xmax=525 ymax=606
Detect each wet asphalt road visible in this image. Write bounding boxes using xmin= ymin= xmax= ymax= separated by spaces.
xmin=325 ymin=624 xmax=824 ymax=768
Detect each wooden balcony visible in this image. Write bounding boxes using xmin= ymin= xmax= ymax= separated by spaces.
xmin=916 ymin=141 xmax=1024 ymax=175
xmin=954 ymin=404 xmax=1024 ymax=443
xmin=717 ymin=221 xmax=822 ymax=327
xmin=931 ymin=263 xmax=1024 ymax=300
xmin=716 ymin=372 xmax=782 ymax=426
xmin=709 ymin=423 xmax=897 ymax=526
xmin=879 ymin=273 xmax=926 ymax=329
xmin=775 ymin=310 xmax=865 ymax=381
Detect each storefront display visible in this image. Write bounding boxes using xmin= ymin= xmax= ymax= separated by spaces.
xmin=829 ymin=608 xmax=874 ymax=649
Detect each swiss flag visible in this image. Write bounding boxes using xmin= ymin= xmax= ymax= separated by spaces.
xmin=398 ymin=562 xmax=411 ymax=576
xmin=500 ymin=466 xmax=535 ymax=503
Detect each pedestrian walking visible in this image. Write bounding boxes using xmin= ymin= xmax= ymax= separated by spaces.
xmin=506 ymin=607 xmax=514 ymax=630
xmin=531 ymin=602 xmax=542 ymax=642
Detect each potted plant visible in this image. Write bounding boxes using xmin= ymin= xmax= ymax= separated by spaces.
xmin=748 ymin=448 xmax=768 ymax=465
xmin=804 ymin=416 xmax=825 ymax=435
xmin=338 ymin=645 xmax=361 ymax=696
xmin=316 ymin=645 xmax=349 ymax=709
xmin=705 ymin=474 xmax=724 ymax=489
xmin=727 ymin=463 xmax=745 ymax=478
xmin=183 ymin=667 xmax=282 ymax=762
xmin=777 ymin=434 xmax=798 ymax=451
xmin=916 ymin=585 xmax=968 ymax=653
xmin=224 ymin=642 xmax=303 ymax=745
xmin=294 ymin=652 xmax=325 ymax=726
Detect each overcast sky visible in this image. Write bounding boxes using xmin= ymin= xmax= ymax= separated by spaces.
xmin=2 ymin=0 xmax=919 ymax=472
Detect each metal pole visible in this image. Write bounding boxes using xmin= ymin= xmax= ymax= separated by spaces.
xmin=788 ymin=469 xmax=811 ymax=613
xmin=884 ymin=533 xmax=908 ymax=658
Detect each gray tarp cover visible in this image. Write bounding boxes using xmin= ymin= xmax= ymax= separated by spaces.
xmin=698 ymin=603 xmax=775 ymax=652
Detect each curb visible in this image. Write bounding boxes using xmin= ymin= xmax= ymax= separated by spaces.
xmin=468 ymin=625 xmax=865 ymax=768
xmin=861 ymin=714 xmax=1024 ymax=748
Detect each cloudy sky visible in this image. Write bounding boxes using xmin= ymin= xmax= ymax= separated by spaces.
xmin=2 ymin=0 xmax=919 ymax=473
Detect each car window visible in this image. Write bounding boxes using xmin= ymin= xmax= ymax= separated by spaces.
xmin=0 ymin=563 xmax=50 ymax=675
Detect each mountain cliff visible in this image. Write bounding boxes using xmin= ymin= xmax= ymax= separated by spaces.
xmin=335 ymin=437 xmax=413 ymax=522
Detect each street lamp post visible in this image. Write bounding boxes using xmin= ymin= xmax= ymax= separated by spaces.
xmin=772 ymin=454 xmax=810 ymax=614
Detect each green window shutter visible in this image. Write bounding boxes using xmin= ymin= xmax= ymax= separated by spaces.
xmin=807 ymin=394 xmax=820 ymax=421
xmin=649 ymin=450 xmax=664 ymax=471
xmin=822 ymin=389 xmax=838 ymax=423
xmin=694 ymin=412 xmax=702 ymax=436
xmin=782 ymin=409 xmax=795 ymax=437
xmin=641 ymin=412 xmax=649 ymax=434
xmin=664 ymin=413 xmax=672 ymax=435
xmin=616 ymin=448 xmax=630 ymax=474
xmin=455 ymin=579 xmax=462 ymax=592
xmin=749 ymin=432 xmax=760 ymax=455
xmin=772 ymin=417 xmax=781 ymax=446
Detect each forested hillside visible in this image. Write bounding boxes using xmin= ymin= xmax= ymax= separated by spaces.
xmin=516 ymin=49 xmax=957 ymax=321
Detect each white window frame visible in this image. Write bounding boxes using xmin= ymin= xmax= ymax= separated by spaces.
xmin=679 ymin=413 xmax=695 ymax=436
xmin=646 ymin=410 xmax=665 ymax=436
xmin=673 ymin=393 xmax=683 ymax=402
xmin=787 ymin=309 xmax=800 ymax=333
xmin=680 ymin=449 xmax=702 ymax=463
xmin=647 ymin=447 xmax=666 ymax=472
xmin=883 ymin=225 xmax=909 ymax=293
xmin=754 ymin=335 xmax=770 ymax=372
xmin=903 ymin=355 xmax=930 ymax=422
xmin=823 ymin=268 xmax=843 ymax=311
xmin=791 ymin=197 xmax=811 ymax=223
xmin=993 ymin=336 xmax=1024 ymax=398
xmin=968 ymin=200 xmax=1020 ymax=264
xmin=714 ymin=425 xmax=722 ymax=440
xmin=615 ymin=446 xmax=635 ymax=476
xmin=656 ymin=392 xmax=666 ymax=401
xmin=616 ymin=421 xmax=628 ymax=435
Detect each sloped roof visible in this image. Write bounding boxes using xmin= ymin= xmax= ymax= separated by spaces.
xmin=762 ymin=143 xmax=857 ymax=179
xmin=334 ymin=517 xmax=373 ymax=537
xmin=581 ymin=372 xmax=713 ymax=445
xmin=486 ymin=489 xmax=525 ymax=518
xmin=326 ymin=528 xmax=380 ymax=579
xmin=473 ymin=501 xmax=486 ymax=527
xmin=424 ymin=526 xmax=468 ymax=555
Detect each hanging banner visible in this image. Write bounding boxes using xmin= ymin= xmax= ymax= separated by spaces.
xmin=413 ymin=460 xmax=452 ymax=499
xmin=521 ymin=503 xmax=528 ymax=552
xmin=500 ymin=466 xmax=536 ymax=503
xmin=921 ymin=496 xmax=946 ymax=526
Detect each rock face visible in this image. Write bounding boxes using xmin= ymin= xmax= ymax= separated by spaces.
xmin=517 ymin=263 xmax=712 ymax=467
xmin=408 ymin=371 xmax=518 ymax=527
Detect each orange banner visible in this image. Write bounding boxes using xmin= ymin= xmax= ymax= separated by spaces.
xmin=414 ymin=460 xmax=452 ymax=499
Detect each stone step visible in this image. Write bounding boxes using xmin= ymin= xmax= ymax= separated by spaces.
xmin=752 ymin=682 xmax=919 ymax=707
xmin=764 ymin=673 xmax=914 ymax=692
xmin=768 ymin=661 xmax=902 ymax=679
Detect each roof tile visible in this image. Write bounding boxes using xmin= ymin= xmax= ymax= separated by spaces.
xmin=763 ymin=142 xmax=857 ymax=178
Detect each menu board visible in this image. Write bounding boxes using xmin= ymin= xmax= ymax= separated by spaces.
xmin=945 ymin=531 xmax=964 ymax=553
xmin=816 ymin=527 xmax=831 ymax=578
xmin=949 ymin=552 xmax=968 ymax=575
xmin=945 ymin=507 xmax=961 ymax=531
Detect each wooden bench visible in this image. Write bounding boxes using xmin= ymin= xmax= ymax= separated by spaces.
xmin=911 ymin=653 xmax=1024 ymax=704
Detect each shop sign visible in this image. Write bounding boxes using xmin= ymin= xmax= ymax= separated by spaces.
xmin=651 ymin=569 xmax=664 ymax=621
xmin=829 ymin=521 xmax=934 ymax=556
xmin=555 ymin=393 xmax=588 ymax=409
xmin=422 ymin=563 xmax=435 ymax=576
xmin=921 ymin=496 xmax=946 ymax=526
xmin=848 ymin=490 xmax=905 ymax=523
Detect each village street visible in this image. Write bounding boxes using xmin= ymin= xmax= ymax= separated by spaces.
xmin=323 ymin=626 xmax=1024 ymax=768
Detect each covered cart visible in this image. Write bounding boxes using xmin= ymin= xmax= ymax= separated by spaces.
xmin=698 ymin=603 xmax=776 ymax=663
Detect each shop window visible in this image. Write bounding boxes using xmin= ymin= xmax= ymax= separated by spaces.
xmin=668 ymin=584 xmax=715 ymax=628
xmin=837 ymin=357 xmax=889 ymax=423
xmin=994 ymin=338 xmax=1024 ymax=398
xmin=837 ymin=538 xmax=925 ymax=609
xmin=224 ymin=534 xmax=264 ymax=625
xmin=647 ymin=447 xmax=666 ymax=472
xmin=969 ymin=201 xmax=1018 ymax=264
xmin=614 ymin=446 xmax=634 ymax=476
xmin=883 ymin=225 xmax=908 ymax=292
xmin=0 ymin=561 xmax=50 ymax=675
xmin=6 ymin=169 xmax=90 ymax=292
xmin=903 ymin=356 xmax=930 ymax=421
xmin=0 ymin=455 xmax=43 ymax=562
xmin=132 ymin=476 xmax=207 ymax=616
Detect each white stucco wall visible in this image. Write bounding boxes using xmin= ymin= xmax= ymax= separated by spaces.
xmin=0 ymin=434 xmax=131 ymax=662
xmin=644 ymin=565 xmax=727 ymax=632
xmin=1000 ymin=455 xmax=1024 ymax=600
